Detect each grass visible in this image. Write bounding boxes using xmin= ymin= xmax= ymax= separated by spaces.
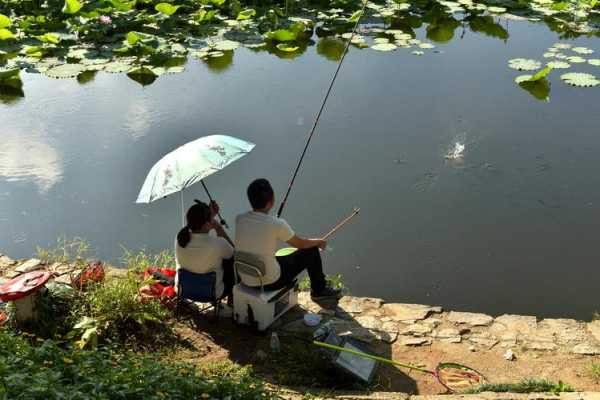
xmin=586 ymin=362 xmax=600 ymax=383
xmin=36 ymin=236 xmax=94 ymax=268
xmin=299 ymin=273 xmax=346 ymax=292
xmin=0 ymin=330 xmax=276 ymax=400
xmin=463 ymin=379 xmax=575 ymax=394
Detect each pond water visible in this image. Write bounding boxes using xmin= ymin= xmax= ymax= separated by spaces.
xmin=2 ymin=12 xmax=600 ymax=320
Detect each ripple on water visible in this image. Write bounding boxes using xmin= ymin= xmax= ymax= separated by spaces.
xmin=0 ymin=134 xmax=64 ymax=193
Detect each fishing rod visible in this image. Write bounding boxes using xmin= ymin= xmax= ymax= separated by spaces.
xmin=276 ymin=1 xmax=368 ymax=218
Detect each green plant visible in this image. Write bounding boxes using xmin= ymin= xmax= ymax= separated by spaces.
xmin=464 ymin=379 xmax=575 ymax=394
xmin=299 ymin=273 xmax=346 ymax=292
xmin=36 ymin=236 xmax=93 ymax=267
xmin=586 ymin=362 xmax=600 ymax=383
xmin=68 ymin=272 xmax=171 ymax=347
xmin=0 ymin=330 xmax=276 ymax=399
xmin=593 ymin=312 xmax=600 ymax=320
xmin=120 ymin=246 xmax=175 ymax=273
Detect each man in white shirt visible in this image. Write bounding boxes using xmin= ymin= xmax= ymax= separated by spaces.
xmin=235 ymin=179 xmax=342 ymax=300
xmin=175 ymin=200 xmax=234 ymax=301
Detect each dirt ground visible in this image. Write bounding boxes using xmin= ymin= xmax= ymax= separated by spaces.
xmin=167 ymin=311 xmax=600 ymax=396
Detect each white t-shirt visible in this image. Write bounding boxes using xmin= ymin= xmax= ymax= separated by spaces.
xmin=235 ymin=211 xmax=295 ymax=286
xmin=175 ymin=233 xmax=234 ymax=298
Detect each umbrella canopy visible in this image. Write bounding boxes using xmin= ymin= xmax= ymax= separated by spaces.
xmin=136 ymin=135 xmax=255 ymax=204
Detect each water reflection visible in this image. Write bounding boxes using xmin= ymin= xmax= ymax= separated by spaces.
xmin=0 ymin=133 xmax=63 ymax=193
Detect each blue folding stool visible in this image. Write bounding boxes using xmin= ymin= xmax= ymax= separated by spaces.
xmin=176 ymin=269 xmax=224 ymax=321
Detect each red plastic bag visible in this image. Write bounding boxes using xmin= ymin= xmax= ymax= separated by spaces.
xmin=139 ymin=267 xmax=176 ymax=306
xmin=71 ymin=261 xmax=105 ymax=290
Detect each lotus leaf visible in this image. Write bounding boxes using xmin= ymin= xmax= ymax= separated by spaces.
xmin=44 ymin=63 xmax=87 ymax=79
xmin=237 ymin=9 xmax=256 ymax=20
xmin=0 ymin=29 xmax=14 ymax=40
xmin=546 ymin=60 xmax=570 ymax=69
xmin=412 ymin=50 xmax=424 ymax=55
xmin=0 ymin=14 xmax=10 ymax=29
xmin=36 ymin=33 xmax=61 ymax=44
xmin=0 ymin=68 xmax=19 ymax=80
xmin=572 ymin=47 xmax=593 ymax=54
xmin=265 ymin=29 xmax=296 ymax=42
xmin=372 ymin=43 xmax=397 ymax=51
xmin=588 ymin=59 xmax=600 ymax=66
xmin=374 ymin=37 xmax=390 ymax=44
xmin=419 ymin=43 xmax=435 ymax=49
xmin=104 ymin=61 xmax=135 ymax=73
xmin=488 ymin=6 xmax=506 ymax=13
xmin=155 ymin=3 xmax=181 ymax=16
xmin=553 ymin=43 xmax=571 ymax=49
xmin=213 ymin=40 xmax=240 ymax=51
xmin=349 ymin=10 xmax=364 ymax=23
xmin=560 ymin=72 xmax=600 ymax=87
xmin=566 ymin=56 xmax=586 ymax=63
xmin=276 ymin=43 xmax=299 ymax=52
xmin=543 ymin=52 xmax=557 ymax=58
xmin=62 ymin=0 xmax=83 ymax=14
xmin=518 ymin=78 xmax=550 ymax=101
xmin=508 ymin=58 xmax=542 ymax=71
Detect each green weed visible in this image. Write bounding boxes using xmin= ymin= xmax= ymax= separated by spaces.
xmin=586 ymin=362 xmax=600 ymax=383
xmin=36 ymin=236 xmax=93 ymax=267
xmin=0 ymin=330 xmax=276 ymax=399
xmin=299 ymin=273 xmax=346 ymax=292
xmin=120 ymin=246 xmax=175 ymax=273
xmin=464 ymin=379 xmax=575 ymax=394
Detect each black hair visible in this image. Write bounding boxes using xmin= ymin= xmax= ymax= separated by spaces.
xmin=177 ymin=200 xmax=212 ymax=248
xmin=247 ymin=178 xmax=274 ymax=210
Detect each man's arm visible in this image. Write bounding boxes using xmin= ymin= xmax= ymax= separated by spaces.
xmin=287 ymin=235 xmax=326 ymax=250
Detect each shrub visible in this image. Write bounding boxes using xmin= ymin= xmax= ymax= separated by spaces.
xmin=587 ymin=362 xmax=600 ymax=383
xmin=36 ymin=236 xmax=94 ymax=268
xmin=298 ymin=273 xmax=346 ymax=292
xmin=0 ymin=330 xmax=276 ymax=400
xmin=120 ymin=246 xmax=175 ymax=273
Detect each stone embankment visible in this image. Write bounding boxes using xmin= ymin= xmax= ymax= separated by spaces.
xmin=287 ymin=293 xmax=600 ymax=356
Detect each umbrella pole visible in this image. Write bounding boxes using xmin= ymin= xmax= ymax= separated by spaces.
xmin=181 ymin=190 xmax=185 ymax=227
xmin=201 ymin=180 xmax=228 ymax=228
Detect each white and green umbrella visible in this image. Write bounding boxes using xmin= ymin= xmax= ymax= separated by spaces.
xmin=136 ymin=134 xmax=255 ymax=226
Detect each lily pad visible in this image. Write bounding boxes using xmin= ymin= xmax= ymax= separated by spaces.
xmin=44 ymin=63 xmax=87 ymax=79
xmin=0 ymin=14 xmax=10 ymax=29
xmin=546 ymin=60 xmax=570 ymax=69
xmin=588 ymin=59 xmax=600 ymax=66
xmin=560 ymin=72 xmax=600 ymax=87
xmin=553 ymin=43 xmax=571 ymax=49
xmin=103 ymin=61 xmax=134 ymax=73
xmin=371 ymin=43 xmax=397 ymax=52
xmin=213 ymin=40 xmax=240 ymax=51
xmin=508 ymin=58 xmax=542 ymax=71
xmin=418 ymin=43 xmax=435 ymax=49
xmin=155 ymin=3 xmax=181 ymax=16
xmin=488 ymin=6 xmax=506 ymax=13
xmin=572 ymin=47 xmax=593 ymax=55
xmin=566 ymin=56 xmax=586 ymax=63
xmin=373 ymin=37 xmax=390 ymax=44
xmin=276 ymin=43 xmax=299 ymax=53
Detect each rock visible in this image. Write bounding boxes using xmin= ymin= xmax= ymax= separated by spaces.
xmin=423 ymin=318 xmax=442 ymax=327
xmin=0 ymin=255 xmax=16 ymax=269
xmin=504 ymin=349 xmax=516 ymax=361
xmin=5 ymin=270 xmax=21 ymax=279
xmin=499 ymin=332 xmax=518 ymax=348
xmin=587 ymin=320 xmax=600 ymax=343
xmin=50 ymin=262 xmax=76 ymax=276
xmin=469 ymin=345 xmax=476 ymax=352
xmin=538 ymin=318 xmax=587 ymax=345
xmin=401 ymin=337 xmax=432 ymax=346
xmin=54 ymin=274 xmax=73 ymax=285
xmin=572 ymin=343 xmax=600 ymax=355
xmin=15 ymin=259 xmax=44 ymax=273
xmin=329 ymin=319 xmax=376 ymax=343
xmin=435 ymin=328 xmax=462 ymax=343
xmin=338 ymin=296 xmax=383 ymax=314
xmin=448 ymin=311 xmax=493 ymax=326
xmin=494 ymin=314 xmax=537 ymax=334
xmin=469 ymin=333 xmax=499 ymax=349
xmin=401 ymin=323 xmax=433 ymax=337
xmin=298 ymin=292 xmax=323 ymax=314
xmin=383 ymin=303 xmax=442 ymax=322
xmin=523 ymin=336 xmax=557 ymax=351
xmin=356 ymin=315 xmax=381 ymax=330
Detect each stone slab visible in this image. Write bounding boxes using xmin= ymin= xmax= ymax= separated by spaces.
xmin=401 ymin=337 xmax=432 ymax=346
xmin=338 ymin=296 xmax=383 ymax=314
xmin=587 ymin=320 xmax=600 ymax=343
xmin=401 ymin=323 xmax=433 ymax=337
xmin=538 ymin=319 xmax=587 ymax=345
xmin=434 ymin=328 xmax=462 ymax=343
xmin=383 ymin=303 xmax=442 ymax=322
xmin=571 ymin=343 xmax=600 ymax=355
xmin=448 ymin=311 xmax=494 ymax=326
xmin=15 ymin=259 xmax=43 ymax=273
xmin=494 ymin=314 xmax=537 ymax=334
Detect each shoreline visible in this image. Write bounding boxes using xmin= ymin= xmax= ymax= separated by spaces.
xmin=2 ymin=252 xmax=600 ymax=394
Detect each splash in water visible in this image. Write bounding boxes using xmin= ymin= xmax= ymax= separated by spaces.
xmin=445 ymin=141 xmax=465 ymax=160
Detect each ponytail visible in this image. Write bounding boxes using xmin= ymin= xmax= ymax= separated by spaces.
xmin=177 ymin=201 xmax=212 ymax=248
xmin=177 ymin=226 xmax=191 ymax=248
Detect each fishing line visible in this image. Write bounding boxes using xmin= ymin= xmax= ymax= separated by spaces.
xmin=277 ymin=0 xmax=368 ymax=218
